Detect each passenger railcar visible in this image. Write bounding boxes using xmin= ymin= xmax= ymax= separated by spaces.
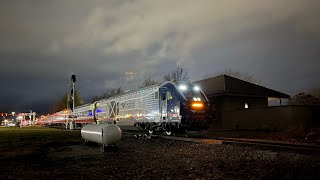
xmin=72 ymin=103 xmax=95 ymax=124
xmin=38 ymin=104 xmax=94 ymax=127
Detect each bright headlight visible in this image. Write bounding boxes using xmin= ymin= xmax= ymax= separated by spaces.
xmin=194 ymin=86 xmax=200 ymax=91
xmin=179 ymin=85 xmax=187 ymax=90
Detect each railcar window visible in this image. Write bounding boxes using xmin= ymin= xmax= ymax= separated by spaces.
xmin=154 ymin=91 xmax=159 ymax=100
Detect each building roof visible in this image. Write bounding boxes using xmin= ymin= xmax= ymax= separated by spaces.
xmin=193 ymin=75 xmax=290 ymax=99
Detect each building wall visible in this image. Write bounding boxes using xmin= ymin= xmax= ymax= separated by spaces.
xmin=207 ymin=96 xmax=268 ymax=129
xmin=221 ymin=105 xmax=316 ymax=131
xmin=220 ymin=96 xmax=268 ymax=110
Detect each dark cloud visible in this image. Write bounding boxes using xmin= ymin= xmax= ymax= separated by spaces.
xmin=1 ymin=0 xmax=319 ymax=114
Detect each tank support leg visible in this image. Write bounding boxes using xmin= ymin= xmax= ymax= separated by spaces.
xmin=100 ymin=145 xmax=105 ymax=152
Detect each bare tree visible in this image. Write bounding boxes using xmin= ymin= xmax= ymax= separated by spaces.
xmin=91 ymin=95 xmax=100 ymax=103
xmin=309 ymin=88 xmax=320 ymax=99
xmin=203 ymin=69 xmax=261 ymax=84
xmin=91 ymin=87 xmax=124 ymax=102
xmin=163 ymin=66 xmax=189 ymax=82
xmin=139 ymin=77 xmax=158 ymax=88
xmin=288 ymin=93 xmax=320 ymax=105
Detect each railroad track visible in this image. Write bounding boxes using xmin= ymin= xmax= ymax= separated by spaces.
xmin=49 ymin=126 xmax=318 ymax=152
xmin=147 ymin=133 xmax=320 ymax=153
xmin=63 ymin=128 xmax=320 ymax=153
xmin=221 ymin=138 xmax=320 ymax=153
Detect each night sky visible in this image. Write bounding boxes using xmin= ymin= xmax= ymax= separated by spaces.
xmin=0 ymin=0 xmax=319 ymax=114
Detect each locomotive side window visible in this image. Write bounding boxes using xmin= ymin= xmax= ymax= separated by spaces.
xmin=162 ymin=93 xmax=166 ymax=101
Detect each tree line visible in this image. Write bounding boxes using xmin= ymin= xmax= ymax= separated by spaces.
xmin=50 ymin=67 xmax=320 ymax=113
xmin=90 ymin=66 xmax=190 ymax=103
xmin=50 ymin=66 xmax=189 ymax=113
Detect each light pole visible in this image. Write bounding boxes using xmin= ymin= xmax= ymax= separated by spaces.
xmin=11 ymin=112 xmax=15 ymax=126
xmin=29 ymin=110 xmax=32 ymax=125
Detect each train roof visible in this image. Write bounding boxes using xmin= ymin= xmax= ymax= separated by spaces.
xmin=96 ymin=81 xmax=198 ymax=103
xmin=101 ymin=83 xmax=160 ymax=101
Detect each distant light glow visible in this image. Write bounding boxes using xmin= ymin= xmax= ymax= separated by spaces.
xmin=125 ymin=72 xmax=134 ymax=75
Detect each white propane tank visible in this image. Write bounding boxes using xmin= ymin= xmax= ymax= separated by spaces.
xmin=81 ymin=124 xmax=122 ymax=151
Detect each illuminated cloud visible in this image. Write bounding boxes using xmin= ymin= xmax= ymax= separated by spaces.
xmin=0 ymin=0 xmax=319 ymax=113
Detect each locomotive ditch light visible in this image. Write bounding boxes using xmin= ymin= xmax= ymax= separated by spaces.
xmin=193 ymin=97 xmax=201 ymax=101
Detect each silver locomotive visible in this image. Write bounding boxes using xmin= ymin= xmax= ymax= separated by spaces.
xmin=94 ymin=81 xmax=210 ymax=135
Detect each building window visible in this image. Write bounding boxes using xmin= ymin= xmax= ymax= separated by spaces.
xmin=245 ymin=103 xmax=249 ymax=109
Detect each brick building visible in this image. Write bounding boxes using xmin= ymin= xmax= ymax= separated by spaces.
xmin=194 ymin=75 xmax=292 ymax=130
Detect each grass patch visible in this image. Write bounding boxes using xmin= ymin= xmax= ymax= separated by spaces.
xmin=0 ymin=126 xmax=82 ymax=159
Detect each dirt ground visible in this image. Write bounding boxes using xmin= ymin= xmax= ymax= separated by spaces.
xmin=0 ymin=127 xmax=319 ymax=179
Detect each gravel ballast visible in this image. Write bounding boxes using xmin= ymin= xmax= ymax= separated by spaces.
xmin=1 ymin=132 xmax=319 ymax=179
